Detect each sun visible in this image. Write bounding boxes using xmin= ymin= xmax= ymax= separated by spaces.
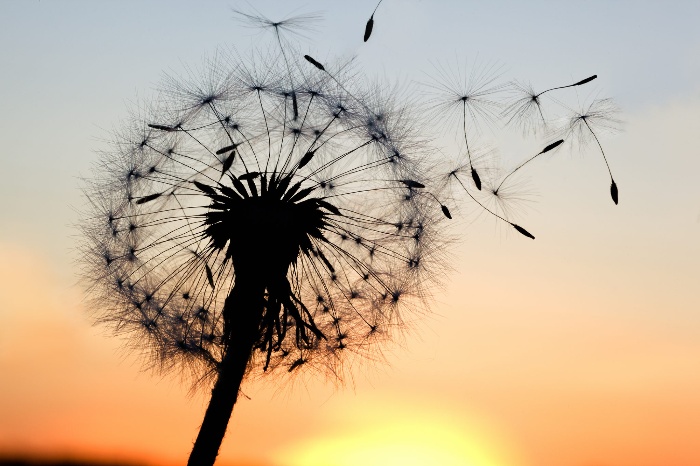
xmin=276 ymin=409 xmax=516 ymax=466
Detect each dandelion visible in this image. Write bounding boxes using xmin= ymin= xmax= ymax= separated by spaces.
xmin=80 ymin=5 xmax=622 ymax=465
xmin=79 ymin=13 xmax=449 ymax=466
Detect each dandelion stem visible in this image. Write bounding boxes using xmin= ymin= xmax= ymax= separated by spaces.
xmin=188 ymin=274 xmax=267 ymax=466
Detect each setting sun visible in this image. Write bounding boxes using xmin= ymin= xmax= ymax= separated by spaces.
xmin=275 ymin=404 xmax=517 ymax=466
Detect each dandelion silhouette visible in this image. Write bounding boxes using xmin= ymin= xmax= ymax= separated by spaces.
xmin=80 ymin=6 xmax=621 ymax=466
xmin=80 ymin=10 xmax=449 ymax=466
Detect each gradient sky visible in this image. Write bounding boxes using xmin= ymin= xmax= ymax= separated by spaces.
xmin=1 ymin=1 xmax=699 ymax=465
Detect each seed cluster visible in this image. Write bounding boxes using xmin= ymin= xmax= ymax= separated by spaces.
xmin=81 ymin=47 xmax=444 ymax=381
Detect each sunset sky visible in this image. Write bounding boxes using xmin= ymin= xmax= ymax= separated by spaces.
xmin=1 ymin=1 xmax=699 ymax=466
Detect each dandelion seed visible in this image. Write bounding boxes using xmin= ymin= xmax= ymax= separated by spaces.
xmin=560 ymin=98 xmax=621 ymax=204
xmin=471 ymin=167 xmax=482 ymax=190
xmin=541 ymin=139 xmax=564 ymax=153
xmin=205 ymin=264 xmax=215 ymax=289
xmin=451 ymin=169 xmax=535 ymax=240
xmin=304 ymin=54 xmax=325 ymax=71
xmin=610 ymin=179 xmax=619 ymax=205
xmin=495 ymin=139 xmax=564 ymax=194
xmin=364 ymin=0 xmax=384 ymax=42
xmin=135 ymin=192 xmax=162 ymax=204
xmin=216 ymin=144 xmax=237 ymax=155
xmin=221 ymin=152 xmax=235 ymax=175
xmin=425 ymin=60 xmax=505 ymax=190
xmin=512 ymin=223 xmax=535 ymax=239
xmin=297 ymin=150 xmax=316 ymax=169
xmin=401 ymin=180 xmax=425 ymax=189
xmin=364 ymin=16 xmax=374 ymax=42
xmin=440 ymin=204 xmax=452 ymax=219
xmin=238 ymin=171 xmax=260 ymax=181
xmin=193 ymin=181 xmax=217 ymax=196
xmin=148 ymin=123 xmax=174 ymax=132
xmin=504 ymin=75 xmax=598 ymax=134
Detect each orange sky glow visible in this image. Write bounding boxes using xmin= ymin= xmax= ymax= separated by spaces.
xmin=2 ymin=2 xmax=700 ymax=466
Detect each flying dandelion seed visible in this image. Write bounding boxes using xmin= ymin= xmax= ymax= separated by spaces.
xmin=428 ymin=62 xmax=617 ymax=234
xmin=559 ymin=97 xmax=621 ymax=204
xmin=424 ymin=62 xmax=545 ymax=239
xmin=80 ymin=11 xmax=450 ymax=466
xmin=449 ymin=169 xmax=535 ymax=239
xmin=494 ymin=139 xmax=564 ymax=194
xmin=424 ymin=60 xmax=505 ymax=192
xmin=504 ymin=75 xmax=598 ymax=134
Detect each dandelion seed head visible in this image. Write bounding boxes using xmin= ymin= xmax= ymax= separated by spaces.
xmin=80 ymin=40 xmax=447 ymax=385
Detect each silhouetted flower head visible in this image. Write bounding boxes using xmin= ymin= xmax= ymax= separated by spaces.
xmin=80 ymin=44 xmax=446 ymax=383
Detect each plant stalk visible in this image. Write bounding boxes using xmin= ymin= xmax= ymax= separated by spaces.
xmin=187 ymin=274 xmax=266 ymax=466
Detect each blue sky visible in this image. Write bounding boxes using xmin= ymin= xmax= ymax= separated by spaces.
xmin=1 ymin=2 xmax=700 ymax=465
